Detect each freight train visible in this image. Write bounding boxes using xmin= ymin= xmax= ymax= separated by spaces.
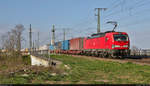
xmin=49 ymin=31 xmax=130 ymax=58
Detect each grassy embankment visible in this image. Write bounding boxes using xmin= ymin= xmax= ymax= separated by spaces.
xmin=48 ymin=54 xmax=150 ymax=84
xmin=0 ymin=54 xmax=64 ymax=84
xmin=1 ymin=54 xmax=150 ymax=84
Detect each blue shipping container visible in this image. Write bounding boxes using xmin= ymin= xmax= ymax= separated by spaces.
xmin=55 ymin=41 xmax=62 ymax=50
xmin=61 ymin=40 xmax=70 ymax=50
xmin=49 ymin=45 xmax=54 ymax=50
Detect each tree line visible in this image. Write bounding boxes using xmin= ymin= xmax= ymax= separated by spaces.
xmin=0 ymin=24 xmax=24 ymax=56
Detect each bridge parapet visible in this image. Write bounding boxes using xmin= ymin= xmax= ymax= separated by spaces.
xmin=30 ymin=52 xmax=61 ymax=67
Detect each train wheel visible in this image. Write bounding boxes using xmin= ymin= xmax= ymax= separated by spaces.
xmin=104 ymin=52 xmax=109 ymax=58
xmin=101 ymin=54 xmax=105 ymax=58
xmin=98 ymin=53 xmax=102 ymax=58
xmin=95 ymin=53 xmax=99 ymax=57
xmin=108 ymin=54 xmax=113 ymax=58
xmin=119 ymin=56 xmax=124 ymax=59
xmin=87 ymin=51 xmax=90 ymax=56
xmin=98 ymin=54 xmax=101 ymax=58
xmin=102 ymin=52 xmax=107 ymax=58
xmin=118 ymin=56 xmax=122 ymax=59
xmin=91 ymin=52 xmax=95 ymax=56
xmin=112 ymin=56 xmax=117 ymax=59
xmin=106 ymin=53 xmax=110 ymax=58
xmin=111 ymin=54 xmax=117 ymax=59
xmin=116 ymin=56 xmax=123 ymax=59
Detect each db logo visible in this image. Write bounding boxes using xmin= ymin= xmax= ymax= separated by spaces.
xmin=93 ymin=42 xmax=95 ymax=46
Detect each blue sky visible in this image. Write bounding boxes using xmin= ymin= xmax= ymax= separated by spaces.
xmin=0 ymin=0 xmax=150 ymax=49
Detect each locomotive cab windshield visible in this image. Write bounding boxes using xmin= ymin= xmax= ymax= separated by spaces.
xmin=113 ymin=34 xmax=128 ymax=41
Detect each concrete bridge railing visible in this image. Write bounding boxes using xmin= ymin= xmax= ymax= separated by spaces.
xmin=30 ymin=53 xmax=62 ymax=67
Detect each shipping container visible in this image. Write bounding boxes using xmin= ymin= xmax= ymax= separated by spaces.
xmin=49 ymin=45 xmax=54 ymax=50
xmin=61 ymin=40 xmax=70 ymax=50
xmin=70 ymin=37 xmax=84 ymax=50
xmin=54 ymin=41 xmax=62 ymax=50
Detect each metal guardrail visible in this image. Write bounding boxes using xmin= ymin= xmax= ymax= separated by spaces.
xmin=29 ymin=50 xmax=60 ymax=62
xmin=130 ymin=49 xmax=150 ymax=56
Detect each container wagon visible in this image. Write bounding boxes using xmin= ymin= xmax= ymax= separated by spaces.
xmin=69 ymin=37 xmax=84 ymax=54
xmin=61 ymin=40 xmax=70 ymax=50
xmin=54 ymin=41 xmax=62 ymax=50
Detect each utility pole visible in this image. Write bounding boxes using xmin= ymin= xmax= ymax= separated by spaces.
xmin=38 ymin=32 xmax=40 ymax=50
xmin=51 ymin=25 xmax=55 ymax=46
xmin=48 ymin=32 xmax=51 ymax=67
xmin=32 ymin=41 xmax=34 ymax=52
xmin=49 ymin=31 xmax=51 ymax=45
xmin=35 ymin=40 xmax=37 ymax=51
xmin=63 ymin=28 xmax=65 ymax=41
xmin=95 ymin=8 xmax=107 ymax=33
xmin=29 ymin=24 xmax=32 ymax=54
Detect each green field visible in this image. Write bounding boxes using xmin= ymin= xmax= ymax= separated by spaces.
xmin=1 ymin=54 xmax=150 ymax=84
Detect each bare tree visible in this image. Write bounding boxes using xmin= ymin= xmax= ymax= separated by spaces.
xmin=1 ymin=31 xmax=16 ymax=55
xmin=1 ymin=24 xmax=25 ymax=55
xmin=15 ymin=24 xmax=25 ymax=52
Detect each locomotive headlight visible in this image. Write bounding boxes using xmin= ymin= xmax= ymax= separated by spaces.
xmin=123 ymin=45 xmax=128 ymax=47
xmin=112 ymin=45 xmax=120 ymax=48
xmin=115 ymin=45 xmax=120 ymax=48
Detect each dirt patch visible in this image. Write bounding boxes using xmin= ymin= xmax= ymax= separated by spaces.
xmin=94 ymin=79 xmax=109 ymax=83
xmin=124 ymin=58 xmax=150 ymax=66
xmin=45 ymin=81 xmax=71 ymax=84
xmin=118 ymin=75 xmax=130 ymax=79
xmin=45 ymin=81 xmax=88 ymax=84
xmin=76 ymin=81 xmax=88 ymax=84
xmin=0 ymin=65 xmax=53 ymax=77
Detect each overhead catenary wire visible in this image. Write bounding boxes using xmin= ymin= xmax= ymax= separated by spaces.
xmin=69 ymin=0 xmax=123 ymax=34
xmin=114 ymin=7 xmax=150 ymax=23
xmin=35 ymin=0 xmax=150 ymax=46
xmin=103 ymin=0 xmax=149 ymax=19
xmin=106 ymin=0 xmax=119 ymax=10
xmin=105 ymin=0 xmax=123 ymax=14
xmin=68 ymin=17 xmax=96 ymax=38
xmin=101 ymin=0 xmax=150 ymax=31
xmin=119 ymin=15 xmax=150 ymax=28
xmin=102 ymin=11 xmax=150 ymax=31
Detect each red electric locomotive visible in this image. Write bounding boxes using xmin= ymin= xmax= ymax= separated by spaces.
xmin=83 ymin=31 xmax=130 ymax=58
xmin=49 ymin=21 xmax=130 ymax=58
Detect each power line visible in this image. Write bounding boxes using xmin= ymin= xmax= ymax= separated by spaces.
xmin=68 ymin=17 xmax=96 ymax=37
xmin=120 ymin=15 xmax=150 ymax=28
xmin=103 ymin=0 xmax=149 ymax=19
xmin=106 ymin=0 xmax=118 ymax=9
xmin=114 ymin=8 xmax=150 ymax=23
xmin=105 ymin=0 xmax=122 ymax=14
xmin=105 ymin=1 xmax=150 ymax=24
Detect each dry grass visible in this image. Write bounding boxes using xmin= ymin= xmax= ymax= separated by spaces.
xmin=0 ymin=53 xmax=67 ymax=84
xmin=0 ymin=53 xmax=30 ymax=74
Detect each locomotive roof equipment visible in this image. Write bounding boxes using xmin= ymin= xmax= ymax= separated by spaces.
xmin=106 ymin=21 xmax=117 ymax=32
